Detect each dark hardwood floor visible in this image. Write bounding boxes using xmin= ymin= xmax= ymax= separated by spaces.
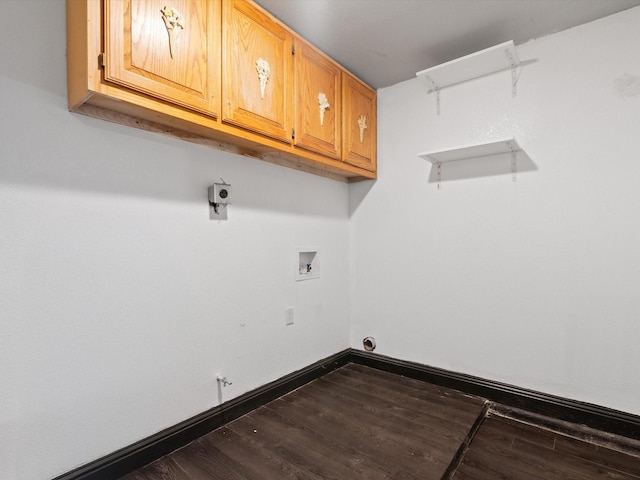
xmin=121 ymin=364 xmax=640 ymax=480
xmin=451 ymin=414 xmax=640 ymax=480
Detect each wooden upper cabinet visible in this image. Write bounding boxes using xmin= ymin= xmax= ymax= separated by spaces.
xmin=104 ymin=0 xmax=221 ymax=117
xmin=342 ymin=72 xmax=377 ymax=172
xmin=68 ymin=0 xmax=376 ymax=181
xmin=222 ymin=0 xmax=293 ymax=142
xmin=293 ymin=38 xmax=341 ymax=159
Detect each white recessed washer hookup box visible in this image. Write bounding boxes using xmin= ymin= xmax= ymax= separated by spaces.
xmin=296 ymin=248 xmax=320 ymax=281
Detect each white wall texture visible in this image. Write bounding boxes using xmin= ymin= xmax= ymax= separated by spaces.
xmin=0 ymin=1 xmax=350 ymax=479
xmin=3 ymin=1 xmax=640 ymax=479
xmin=350 ymin=7 xmax=640 ymax=417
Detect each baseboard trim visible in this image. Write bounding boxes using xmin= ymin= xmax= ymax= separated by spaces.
xmin=349 ymin=349 xmax=640 ymax=442
xmin=55 ymin=348 xmax=640 ymax=479
xmin=53 ymin=349 xmax=350 ymax=480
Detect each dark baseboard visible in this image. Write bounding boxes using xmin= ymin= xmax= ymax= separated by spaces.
xmin=53 ymin=349 xmax=350 ymax=480
xmin=55 ymin=348 xmax=640 ymax=480
xmin=349 ymin=349 xmax=640 ymax=442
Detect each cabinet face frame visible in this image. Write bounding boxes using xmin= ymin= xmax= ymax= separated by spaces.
xmin=342 ymin=72 xmax=377 ymax=172
xmin=222 ymin=0 xmax=293 ymax=143
xmin=104 ymin=0 xmax=221 ymax=117
xmin=293 ymin=38 xmax=341 ymax=160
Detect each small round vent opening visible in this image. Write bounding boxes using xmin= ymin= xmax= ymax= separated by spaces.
xmin=362 ymin=336 xmax=376 ymax=352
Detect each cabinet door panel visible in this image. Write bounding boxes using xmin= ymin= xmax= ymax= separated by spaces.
xmin=343 ymin=73 xmax=376 ymax=171
xmin=293 ymin=39 xmax=341 ymax=159
xmin=105 ymin=0 xmax=220 ymax=116
xmin=223 ymin=0 xmax=292 ymax=142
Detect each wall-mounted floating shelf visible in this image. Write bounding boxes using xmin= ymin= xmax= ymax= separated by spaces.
xmin=418 ymin=138 xmax=523 ymax=185
xmin=416 ymin=40 xmax=520 ymax=114
xmin=418 ymin=138 xmax=521 ymax=164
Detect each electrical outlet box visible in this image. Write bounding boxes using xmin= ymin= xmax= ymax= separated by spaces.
xmin=208 ymin=183 xmax=231 ymax=205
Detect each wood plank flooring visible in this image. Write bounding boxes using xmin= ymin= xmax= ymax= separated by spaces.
xmin=120 ymin=364 xmax=640 ymax=480
xmin=121 ymin=364 xmax=486 ymax=480
xmin=451 ymin=414 xmax=640 ymax=480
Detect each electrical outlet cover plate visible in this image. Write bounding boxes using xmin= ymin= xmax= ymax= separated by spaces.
xmin=285 ymin=306 xmax=294 ymax=325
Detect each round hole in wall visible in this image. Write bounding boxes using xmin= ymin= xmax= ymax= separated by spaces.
xmin=363 ymin=336 xmax=376 ymax=352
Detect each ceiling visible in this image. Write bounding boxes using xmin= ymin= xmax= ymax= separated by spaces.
xmin=255 ymin=0 xmax=640 ymax=89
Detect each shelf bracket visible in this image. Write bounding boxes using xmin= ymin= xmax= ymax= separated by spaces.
xmin=422 ymin=74 xmax=441 ymax=115
xmin=509 ymin=145 xmax=518 ymax=182
xmin=436 ymin=162 xmax=442 ymax=189
xmin=504 ymin=47 xmax=518 ymax=97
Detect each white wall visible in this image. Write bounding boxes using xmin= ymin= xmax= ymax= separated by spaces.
xmin=3 ymin=1 xmax=640 ymax=478
xmin=0 ymin=2 xmax=350 ymax=479
xmin=351 ymin=7 xmax=640 ymax=416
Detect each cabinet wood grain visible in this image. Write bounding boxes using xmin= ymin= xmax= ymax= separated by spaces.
xmin=293 ymin=38 xmax=341 ymax=159
xmin=222 ymin=0 xmax=292 ymax=142
xmin=343 ymin=72 xmax=377 ymax=171
xmin=105 ymin=0 xmax=220 ymax=116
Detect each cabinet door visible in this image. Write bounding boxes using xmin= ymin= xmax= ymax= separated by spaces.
xmin=222 ymin=0 xmax=292 ymax=142
xmin=293 ymin=39 xmax=341 ymax=159
xmin=342 ymin=73 xmax=376 ymax=171
xmin=104 ymin=0 xmax=220 ymax=117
